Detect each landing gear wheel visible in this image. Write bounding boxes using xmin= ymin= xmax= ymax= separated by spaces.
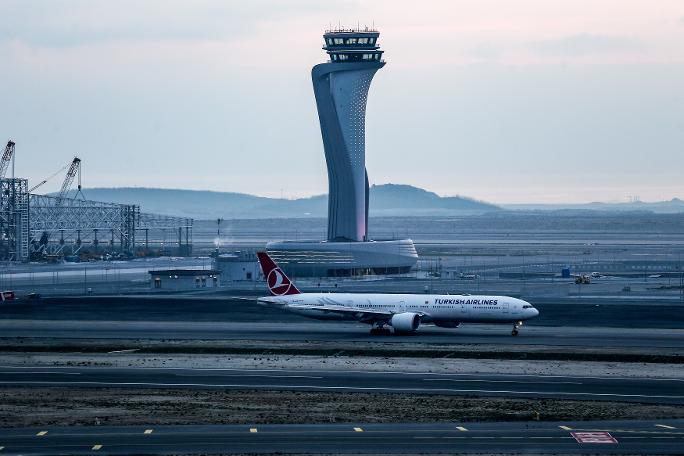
xmin=511 ymin=328 xmax=519 ymax=336
xmin=511 ymin=321 xmax=522 ymax=336
xmin=370 ymin=326 xmax=391 ymax=336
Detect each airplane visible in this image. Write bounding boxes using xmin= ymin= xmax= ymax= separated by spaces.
xmin=256 ymin=252 xmax=539 ymax=336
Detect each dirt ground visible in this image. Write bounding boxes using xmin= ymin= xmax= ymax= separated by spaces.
xmin=2 ymin=387 xmax=683 ymax=427
xmin=2 ymin=352 xmax=682 ymax=379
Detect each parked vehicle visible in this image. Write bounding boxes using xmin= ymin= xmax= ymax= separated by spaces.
xmin=1 ymin=290 xmax=16 ymax=301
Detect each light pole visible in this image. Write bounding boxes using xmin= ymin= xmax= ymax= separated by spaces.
xmin=216 ymin=218 xmax=223 ymax=255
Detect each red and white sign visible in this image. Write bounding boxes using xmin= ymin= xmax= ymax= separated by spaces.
xmin=571 ymin=431 xmax=618 ymax=444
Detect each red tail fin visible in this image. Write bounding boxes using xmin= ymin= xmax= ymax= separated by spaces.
xmin=256 ymin=252 xmax=301 ymax=296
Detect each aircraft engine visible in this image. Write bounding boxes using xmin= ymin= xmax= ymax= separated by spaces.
xmin=390 ymin=312 xmax=421 ymax=332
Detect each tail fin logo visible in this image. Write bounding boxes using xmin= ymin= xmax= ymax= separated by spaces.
xmin=257 ymin=251 xmax=300 ymax=295
xmin=267 ymin=268 xmax=292 ymax=296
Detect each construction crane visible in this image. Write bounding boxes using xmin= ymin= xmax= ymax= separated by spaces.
xmin=56 ymin=157 xmax=82 ymax=204
xmin=28 ymin=157 xmax=83 ymax=261
xmin=29 ymin=157 xmax=83 ymax=201
xmin=28 ymin=162 xmax=71 ymax=193
xmin=0 ymin=140 xmax=15 ymax=179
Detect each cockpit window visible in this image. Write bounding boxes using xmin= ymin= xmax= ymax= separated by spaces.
xmin=522 ymin=305 xmax=534 ymax=309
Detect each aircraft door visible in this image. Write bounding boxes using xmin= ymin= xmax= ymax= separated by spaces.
xmin=501 ymin=302 xmax=509 ymax=314
xmin=460 ymin=302 xmax=468 ymax=315
xmin=399 ymin=300 xmax=406 ymax=312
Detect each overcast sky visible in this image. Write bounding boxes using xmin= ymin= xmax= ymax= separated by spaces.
xmin=1 ymin=0 xmax=683 ymax=203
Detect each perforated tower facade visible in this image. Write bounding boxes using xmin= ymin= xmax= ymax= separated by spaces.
xmin=312 ymin=29 xmax=384 ymax=242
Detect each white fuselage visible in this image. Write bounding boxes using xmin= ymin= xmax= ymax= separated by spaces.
xmin=257 ymin=293 xmax=539 ymax=325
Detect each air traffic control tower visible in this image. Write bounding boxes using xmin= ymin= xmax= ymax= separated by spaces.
xmin=313 ymin=29 xmax=384 ymax=242
xmin=267 ymin=28 xmax=418 ymax=277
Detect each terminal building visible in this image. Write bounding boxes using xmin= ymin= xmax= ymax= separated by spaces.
xmin=267 ymin=28 xmax=418 ymax=277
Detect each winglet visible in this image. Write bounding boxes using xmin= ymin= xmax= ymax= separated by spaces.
xmin=256 ymin=252 xmax=301 ymax=296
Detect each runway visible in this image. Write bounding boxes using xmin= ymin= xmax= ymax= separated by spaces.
xmin=1 ymin=420 xmax=682 ymax=455
xmin=1 ymin=365 xmax=682 ymax=404
xmin=1 ymin=295 xmax=682 ymax=355
xmin=1 ymin=319 xmax=682 ymax=350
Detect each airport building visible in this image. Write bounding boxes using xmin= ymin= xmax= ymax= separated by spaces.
xmin=149 ymin=269 xmax=220 ymax=291
xmin=267 ymin=238 xmax=417 ymax=277
xmin=212 ymin=251 xmax=260 ymax=282
xmin=267 ymin=28 xmax=418 ymax=277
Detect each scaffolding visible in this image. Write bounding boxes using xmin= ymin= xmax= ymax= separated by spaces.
xmin=28 ymin=194 xmax=192 ymax=260
xmin=0 ymin=178 xmax=30 ymax=261
xmin=138 ymin=210 xmax=193 ymax=256
xmin=0 ymin=140 xmax=193 ymax=262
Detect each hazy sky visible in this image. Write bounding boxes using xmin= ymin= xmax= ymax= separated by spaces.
xmin=1 ymin=0 xmax=683 ymax=204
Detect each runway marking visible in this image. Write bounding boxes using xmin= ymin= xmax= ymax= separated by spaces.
xmin=5 ymin=380 xmax=682 ymax=402
xmin=144 ymin=429 xmax=153 ymax=434
xmin=250 ymin=428 xmax=258 ymax=433
xmin=91 ymin=444 xmax=102 ymax=450
xmin=248 ymin=375 xmax=323 ymax=379
xmin=173 ymin=373 xmax=323 ymax=380
xmin=3 ymin=365 xmax=682 ymax=383
xmin=7 ymin=427 xmax=639 ymax=439
xmin=573 ymin=428 xmax=684 ymax=435
xmin=36 ymin=431 xmax=48 ymax=436
xmin=656 ymin=424 xmax=676 ymax=429
xmin=0 ymin=371 xmax=80 ymax=375
xmin=424 ymin=378 xmax=582 ymax=385
xmin=433 ymin=436 xmax=573 ymax=440
xmin=354 ymin=427 xmax=363 ymax=432
xmin=456 ymin=426 xmax=468 ymax=431
xmin=571 ymin=431 xmax=618 ymax=444
xmin=559 ymin=426 xmax=572 ymax=430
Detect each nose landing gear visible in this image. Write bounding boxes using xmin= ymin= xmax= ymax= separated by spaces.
xmin=512 ymin=321 xmax=523 ymax=336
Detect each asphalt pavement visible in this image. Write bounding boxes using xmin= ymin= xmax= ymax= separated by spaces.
xmin=0 ymin=319 xmax=682 ymax=350
xmin=2 ymin=295 xmax=683 ymax=329
xmin=1 ymin=365 xmax=682 ymax=404
xmin=1 ymin=420 xmax=682 ymax=455
xmin=1 ymin=295 xmax=682 ymax=351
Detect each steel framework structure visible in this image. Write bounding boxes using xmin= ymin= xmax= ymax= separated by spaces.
xmin=0 ymin=178 xmax=29 ymax=261
xmin=28 ymin=194 xmax=192 ymax=258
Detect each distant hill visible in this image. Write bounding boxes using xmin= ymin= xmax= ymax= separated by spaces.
xmin=61 ymin=184 xmax=500 ymax=219
xmin=370 ymin=184 xmax=499 ymax=215
xmin=503 ymin=198 xmax=684 ymax=214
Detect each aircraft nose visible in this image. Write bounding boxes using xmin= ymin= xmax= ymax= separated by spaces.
xmin=531 ymin=307 xmax=539 ymax=317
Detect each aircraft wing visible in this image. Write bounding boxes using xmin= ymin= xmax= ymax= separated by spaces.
xmin=287 ymin=303 xmax=394 ymax=323
xmin=287 ymin=304 xmax=429 ymax=324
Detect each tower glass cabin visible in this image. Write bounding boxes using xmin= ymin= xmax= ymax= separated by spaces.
xmin=323 ymin=30 xmax=384 ymax=63
xmin=312 ymin=29 xmax=385 ymax=242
